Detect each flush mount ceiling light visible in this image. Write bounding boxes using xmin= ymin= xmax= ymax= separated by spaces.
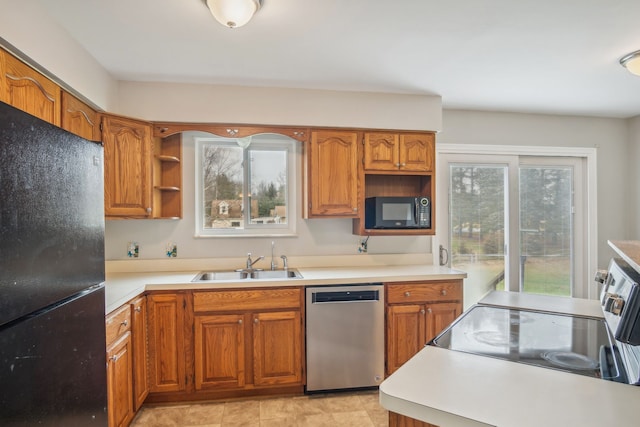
xmin=620 ymin=50 xmax=640 ymax=76
xmin=206 ymin=0 xmax=262 ymax=29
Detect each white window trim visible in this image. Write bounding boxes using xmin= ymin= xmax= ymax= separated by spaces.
xmin=435 ymin=143 xmax=598 ymax=299
xmin=194 ymin=135 xmax=298 ymax=238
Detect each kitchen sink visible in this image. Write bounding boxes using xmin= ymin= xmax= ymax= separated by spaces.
xmin=192 ymin=269 xmax=302 ymax=282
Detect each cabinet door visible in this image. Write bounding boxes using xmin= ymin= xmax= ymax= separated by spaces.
xmin=389 ymin=412 xmax=438 ymax=427
xmin=130 ymin=296 xmax=149 ymax=411
xmin=107 ymin=333 xmax=134 ymax=427
xmin=386 ymin=304 xmax=426 ymax=375
xmin=364 ymin=132 xmax=400 ymax=171
xmin=307 ymin=130 xmax=359 ymax=217
xmin=398 ymin=133 xmax=434 ymax=172
xmin=0 ymin=49 xmax=61 ymax=126
xmin=194 ymin=314 xmax=245 ymax=390
xmin=102 ymin=114 xmax=153 ymax=217
xmin=61 ymin=91 xmax=99 ymax=140
xmin=252 ymin=311 xmax=302 ymax=386
xmin=425 ymin=302 xmax=461 ymax=343
xmin=147 ymin=293 xmax=187 ymax=393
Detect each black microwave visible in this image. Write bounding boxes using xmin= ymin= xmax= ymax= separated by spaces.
xmin=364 ymin=196 xmax=431 ymax=229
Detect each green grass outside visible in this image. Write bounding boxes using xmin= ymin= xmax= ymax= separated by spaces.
xmin=453 ymin=234 xmax=572 ymax=297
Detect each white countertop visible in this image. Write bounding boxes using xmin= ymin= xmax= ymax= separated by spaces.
xmin=609 ymin=240 xmax=640 ymax=273
xmin=104 ymin=264 xmax=466 ymax=314
xmin=379 ymin=291 xmax=640 ymax=427
xmin=479 ymin=290 xmax=604 ymax=318
xmin=380 ymin=345 xmax=640 ymax=427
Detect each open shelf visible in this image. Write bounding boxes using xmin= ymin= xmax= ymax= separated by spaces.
xmin=352 ymin=174 xmax=435 ymax=236
xmin=152 ymin=133 xmax=182 ymax=219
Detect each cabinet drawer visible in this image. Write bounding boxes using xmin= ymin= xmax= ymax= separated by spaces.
xmin=194 ymin=288 xmax=302 ymax=312
xmin=106 ymin=303 xmax=132 ymax=346
xmin=386 ymin=281 xmax=462 ymax=304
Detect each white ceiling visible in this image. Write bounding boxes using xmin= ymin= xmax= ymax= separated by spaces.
xmin=38 ymin=0 xmax=640 ymax=118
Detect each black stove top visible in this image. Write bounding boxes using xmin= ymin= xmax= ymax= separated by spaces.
xmin=430 ymin=257 xmax=640 ymax=385
xmin=431 ymin=305 xmax=622 ymax=380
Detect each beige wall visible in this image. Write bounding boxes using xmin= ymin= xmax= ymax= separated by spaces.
xmin=0 ymin=0 xmax=118 ymax=110
xmin=116 ymin=81 xmax=442 ymax=131
xmin=629 ymin=116 xmax=640 ymax=238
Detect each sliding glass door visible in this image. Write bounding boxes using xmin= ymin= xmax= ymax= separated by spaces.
xmin=438 ymin=152 xmax=586 ymax=308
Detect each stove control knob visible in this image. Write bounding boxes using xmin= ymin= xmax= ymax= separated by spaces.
xmin=611 ymin=297 xmax=625 ymax=315
xmin=604 ymin=293 xmax=624 ymax=315
xmin=603 ymin=293 xmax=617 ymax=311
xmin=594 ymin=270 xmax=608 ymax=284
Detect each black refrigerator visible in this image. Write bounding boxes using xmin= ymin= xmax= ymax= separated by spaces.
xmin=0 ymin=101 xmax=108 ymax=426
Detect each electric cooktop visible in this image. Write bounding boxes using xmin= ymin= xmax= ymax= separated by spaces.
xmin=430 ymin=305 xmax=622 ymax=380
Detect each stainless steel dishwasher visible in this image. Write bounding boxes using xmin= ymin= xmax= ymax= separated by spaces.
xmin=305 ymin=283 xmax=385 ymax=392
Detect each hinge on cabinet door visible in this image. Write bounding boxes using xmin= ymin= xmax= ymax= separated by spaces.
xmin=99 ymin=121 xmax=103 ymax=132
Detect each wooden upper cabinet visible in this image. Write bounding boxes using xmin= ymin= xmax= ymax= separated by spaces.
xmin=363 ymin=132 xmax=399 ymax=172
xmin=306 ymin=130 xmax=360 ymax=217
xmin=0 ymin=49 xmax=61 ymax=126
xmin=399 ymin=133 xmax=434 ymax=173
xmin=364 ymin=132 xmax=434 ymax=173
xmin=101 ymin=114 xmax=153 ymax=218
xmin=61 ymin=91 xmax=99 ymax=140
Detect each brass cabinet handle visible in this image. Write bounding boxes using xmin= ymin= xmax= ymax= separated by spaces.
xmin=254 ymin=318 xmax=259 ymax=324
xmin=441 ymin=289 xmax=447 ymax=296
xmin=134 ymin=307 xmax=142 ymax=313
xmin=420 ymin=309 xmax=425 ymax=315
xmin=238 ymin=319 xmax=243 ymax=324
xmin=427 ymin=308 xmax=432 ymax=314
xmin=404 ymin=291 xmax=411 ymax=297
xmin=121 ymin=320 xmax=128 ymax=327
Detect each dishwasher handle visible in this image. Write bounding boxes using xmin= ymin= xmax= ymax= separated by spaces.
xmin=311 ymin=289 xmax=380 ymax=303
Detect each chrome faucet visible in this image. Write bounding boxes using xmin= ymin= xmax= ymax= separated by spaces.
xmin=246 ymin=252 xmax=264 ymax=269
xmin=281 ymin=255 xmax=288 ymax=270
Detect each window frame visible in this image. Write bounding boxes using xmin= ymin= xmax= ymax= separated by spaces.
xmin=194 ymin=134 xmax=298 ymax=238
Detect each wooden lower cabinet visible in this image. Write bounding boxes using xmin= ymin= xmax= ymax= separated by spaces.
xmin=386 ymin=281 xmax=462 ymax=376
xmin=106 ymin=305 xmax=134 ymax=427
xmin=147 ymin=292 xmax=188 ymax=393
xmin=389 ymin=412 xmax=438 ymax=427
xmin=192 ymin=288 xmax=304 ymax=393
xmin=130 ymin=296 xmax=149 ymax=411
xmin=107 ymin=334 xmax=134 ymax=427
xmin=193 ymin=310 xmax=302 ymax=390
xmin=252 ymin=310 xmax=302 ymax=386
xmin=194 ymin=313 xmax=246 ymax=390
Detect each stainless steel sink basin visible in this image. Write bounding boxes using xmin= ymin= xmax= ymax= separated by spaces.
xmin=192 ymin=269 xmax=302 ymax=282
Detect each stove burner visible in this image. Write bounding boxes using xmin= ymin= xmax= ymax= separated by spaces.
xmin=540 ymin=351 xmax=599 ymax=371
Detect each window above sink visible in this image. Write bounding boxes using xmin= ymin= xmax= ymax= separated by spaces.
xmin=194 ymin=132 xmax=299 ymax=238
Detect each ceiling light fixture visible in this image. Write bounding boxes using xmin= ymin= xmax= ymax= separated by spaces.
xmin=620 ymin=50 xmax=640 ymax=76
xmin=206 ymin=0 xmax=262 ymax=29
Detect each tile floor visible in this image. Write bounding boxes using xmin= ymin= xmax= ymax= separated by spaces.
xmin=130 ymin=390 xmax=388 ymax=427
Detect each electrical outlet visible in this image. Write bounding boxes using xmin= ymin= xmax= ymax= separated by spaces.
xmin=166 ymin=243 xmax=177 ymax=258
xmin=127 ymin=242 xmax=139 ymax=258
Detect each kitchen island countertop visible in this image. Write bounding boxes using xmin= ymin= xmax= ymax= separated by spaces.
xmin=379 ymin=291 xmax=640 ymax=427
xmin=104 ymin=263 xmax=466 ymax=314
